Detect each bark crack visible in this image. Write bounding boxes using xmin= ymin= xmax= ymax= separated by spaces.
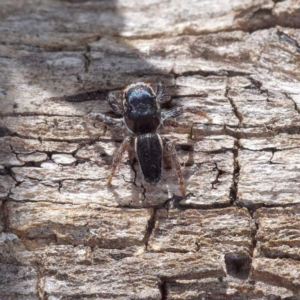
xmin=225 ymin=85 xmax=243 ymax=125
xmin=158 ymin=279 xmax=167 ymax=300
xmin=277 ymin=30 xmax=300 ymax=53
xmin=83 ymin=44 xmax=91 ymax=73
xmin=143 ymin=208 xmax=156 ymax=251
xmin=230 ymin=140 xmax=240 ymax=206
xmin=211 ymin=162 xmax=226 ymax=190
xmin=285 ymin=92 xmax=300 ymax=114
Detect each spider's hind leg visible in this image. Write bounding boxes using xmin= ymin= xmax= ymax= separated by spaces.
xmin=108 ymin=136 xmax=133 ymax=186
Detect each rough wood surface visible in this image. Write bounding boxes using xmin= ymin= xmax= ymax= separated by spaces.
xmin=1 ymin=0 xmax=300 ymax=299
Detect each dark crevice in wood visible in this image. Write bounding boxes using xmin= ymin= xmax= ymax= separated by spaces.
xmin=58 ymin=181 xmax=63 ymax=193
xmin=225 ymin=85 xmax=243 ymax=125
xmin=237 ymin=202 xmax=300 ymax=215
xmin=140 ymin=183 xmax=147 ymax=201
xmin=7 ymin=132 xmax=104 ymax=144
xmin=240 ymin=146 xmax=297 ymax=153
xmin=261 ymin=250 xmax=300 ymax=262
xmin=250 ymin=211 xmax=259 ymax=263
xmin=175 ymin=201 xmax=235 ymax=210
xmin=2 ymin=112 xmax=88 ymax=117
xmin=171 ymin=93 xmax=208 ymax=99
xmin=1 ymin=199 xmax=9 ymax=233
xmin=161 ymin=194 xmax=186 ymax=211
xmin=0 ymin=125 xmax=12 ymax=137
xmin=285 ymin=92 xmax=300 ymax=115
xmin=158 ymin=280 xmax=167 ymax=300
xmin=121 ymin=173 xmax=137 ymax=188
xmin=7 ymin=199 xmax=73 ymax=206
xmin=65 ymin=90 xmax=108 ymax=103
xmin=229 ymin=140 xmax=240 ymax=206
xmin=177 ymin=70 xmax=251 ymax=78
xmin=268 ymin=150 xmax=276 ymax=165
xmin=83 ymin=44 xmax=91 ymax=73
xmin=246 ymin=77 xmax=263 ymax=90
xmin=224 ymin=252 xmax=251 ymax=279
xmin=126 ymin=157 xmax=138 ymax=187
xmin=277 ymin=30 xmax=300 ymax=53
xmin=143 ymin=208 xmax=156 ymax=251
xmin=225 ymin=124 xmax=300 ymax=139
xmin=238 ymin=6 xmax=300 ymax=33
xmin=211 ymin=162 xmax=227 ymax=190
xmin=151 ymin=249 xmax=190 ymax=254
xmin=4 ymin=166 xmax=19 ymax=185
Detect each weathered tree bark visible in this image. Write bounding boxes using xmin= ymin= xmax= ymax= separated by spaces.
xmin=1 ymin=0 xmax=300 ymax=299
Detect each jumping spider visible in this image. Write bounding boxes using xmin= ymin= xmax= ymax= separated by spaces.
xmin=88 ymin=79 xmax=210 ymax=197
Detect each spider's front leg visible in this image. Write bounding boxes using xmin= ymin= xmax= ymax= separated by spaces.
xmin=156 ymin=78 xmax=165 ymax=102
xmin=164 ymin=139 xmax=186 ymax=198
xmin=156 ymin=78 xmax=173 ymax=105
xmin=107 ymin=136 xmax=133 ymax=186
xmin=162 ymin=106 xmax=211 ymax=122
xmin=107 ymin=92 xmax=124 ymax=116
xmin=86 ymin=92 xmax=125 ymax=127
xmin=86 ymin=112 xmax=123 ymax=127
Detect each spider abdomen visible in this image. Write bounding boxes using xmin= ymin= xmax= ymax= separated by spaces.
xmin=135 ymin=133 xmax=163 ymax=184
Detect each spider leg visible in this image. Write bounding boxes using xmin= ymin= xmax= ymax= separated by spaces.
xmin=107 ymin=136 xmax=132 ymax=186
xmin=164 ymin=139 xmax=186 ymax=198
xmin=162 ymin=107 xmax=211 ymax=122
xmin=86 ymin=112 xmax=123 ymax=127
xmin=107 ymin=92 xmax=124 ymax=115
xmin=156 ymin=78 xmax=165 ymax=102
xmin=160 ymin=117 xmax=182 ymax=129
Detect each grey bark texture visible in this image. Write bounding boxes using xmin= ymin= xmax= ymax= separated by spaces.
xmin=1 ymin=0 xmax=300 ymax=299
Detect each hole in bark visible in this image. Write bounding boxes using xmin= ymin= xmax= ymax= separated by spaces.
xmin=110 ymin=253 xmax=126 ymax=261
xmin=158 ymin=280 xmax=167 ymax=300
xmin=23 ymin=161 xmax=42 ymax=167
xmin=224 ymin=253 xmax=251 ymax=279
xmin=177 ymin=144 xmax=193 ymax=151
xmin=0 ymin=126 xmax=11 ymax=137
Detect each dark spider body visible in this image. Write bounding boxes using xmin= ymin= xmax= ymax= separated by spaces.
xmin=90 ymin=79 xmax=211 ymax=197
xmin=123 ymin=82 xmax=163 ymax=185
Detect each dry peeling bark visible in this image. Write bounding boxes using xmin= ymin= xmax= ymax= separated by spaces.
xmin=1 ymin=0 xmax=300 ymax=299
